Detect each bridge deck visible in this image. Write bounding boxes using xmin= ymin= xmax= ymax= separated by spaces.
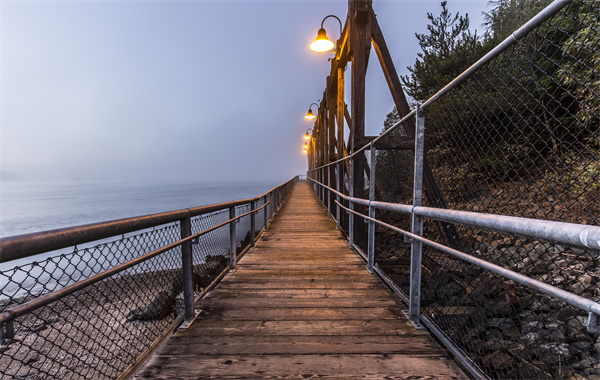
xmin=134 ymin=181 xmax=467 ymax=379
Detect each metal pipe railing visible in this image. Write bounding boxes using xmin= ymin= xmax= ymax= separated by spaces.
xmin=335 ymin=199 xmax=600 ymax=332
xmin=0 ymin=178 xmax=297 ymax=263
xmin=309 ymin=178 xmax=600 ymax=252
xmin=0 ymin=201 xmax=272 ymax=327
xmin=309 ymin=175 xmax=600 ymax=332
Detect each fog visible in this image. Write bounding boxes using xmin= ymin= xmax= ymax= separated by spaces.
xmin=1 ymin=0 xmax=487 ymax=184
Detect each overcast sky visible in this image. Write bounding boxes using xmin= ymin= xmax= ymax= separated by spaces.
xmin=1 ymin=0 xmax=488 ymax=184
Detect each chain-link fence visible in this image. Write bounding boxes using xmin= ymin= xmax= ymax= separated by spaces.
xmin=0 ymin=178 xmax=297 ymax=379
xmin=308 ymin=1 xmax=599 ymax=378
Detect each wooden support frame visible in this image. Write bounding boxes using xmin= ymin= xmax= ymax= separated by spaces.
xmin=307 ymin=0 xmax=459 ymax=248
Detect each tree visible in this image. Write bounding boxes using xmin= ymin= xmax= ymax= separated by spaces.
xmin=483 ymin=0 xmax=552 ymax=44
xmin=401 ymin=1 xmax=485 ymax=102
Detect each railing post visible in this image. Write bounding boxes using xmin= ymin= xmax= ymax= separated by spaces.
xmin=229 ymin=206 xmax=237 ymax=269
xmin=348 ymin=156 xmax=354 ymax=248
xmin=336 ymin=162 xmax=341 ymax=229
xmin=180 ymin=215 xmax=195 ymax=321
xmin=264 ymin=195 xmax=269 ymax=227
xmin=250 ymin=200 xmax=256 ymax=247
xmin=410 ymin=105 xmax=425 ymax=324
xmin=324 ymin=165 xmax=329 ymax=212
xmin=367 ymin=143 xmax=376 ymax=273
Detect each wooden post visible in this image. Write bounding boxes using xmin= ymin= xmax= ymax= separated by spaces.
xmin=349 ymin=0 xmax=372 ymax=249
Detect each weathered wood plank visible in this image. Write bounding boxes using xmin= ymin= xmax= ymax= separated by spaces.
xmin=206 ymin=288 xmax=394 ymax=298
xmin=198 ymin=297 xmax=400 ymax=308
xmin=176 ymin=320 xmax=416 ymax=337
xmin=198 ymin=306 xmax=404 ymax=321
xmin=135 ymin=354 xmax=466 ymax=379
xmin=159 ymin=335 xmax=441 ymax=355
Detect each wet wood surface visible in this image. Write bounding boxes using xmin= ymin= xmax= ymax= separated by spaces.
xmin=134 ymin=181 xmax=467 ymax=379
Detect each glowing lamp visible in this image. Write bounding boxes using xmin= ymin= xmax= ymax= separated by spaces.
xmin=310 ymin=28 xmax=335 ymax=52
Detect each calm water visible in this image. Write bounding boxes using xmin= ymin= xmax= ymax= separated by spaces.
xmin=0 ymin=179 xmax=281 ymax=298
xmin=0 ymin=179 xmax=280 ymax=239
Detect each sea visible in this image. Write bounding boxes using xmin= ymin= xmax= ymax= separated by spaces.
xmin=0 ymin=179 xmax=283 ymax=298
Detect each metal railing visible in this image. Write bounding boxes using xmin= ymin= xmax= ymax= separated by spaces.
xmin=0 ymin=177 xmax=297 ymax=379
xmin=308 ymin=1 xmax=599 ymax=378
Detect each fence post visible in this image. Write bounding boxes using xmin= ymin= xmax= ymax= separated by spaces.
xmin=180 ymin=215 xmax=195 ymax=321
xmin=229 ymin=206 xmax=237 ymax=269
xmin=336 ymin=162 xmax=341 ymax=229
xmin=410 ymin=105 xmax=425 ymax=324
xmin=348 ymin=156 xmax=354 ymax=248
xmin=264 ymin=195 xmax=269 ymax=227
xmin=367 ymin=143 xmax=376 ymax=273
xmin=325 ymin=165 xmax=330 ymax=212
xmin=250 ymin=200 xmax=256 ymax=247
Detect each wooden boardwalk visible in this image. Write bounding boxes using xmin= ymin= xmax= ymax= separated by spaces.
xmin=134 ymin=181 xmax=467 ymax=379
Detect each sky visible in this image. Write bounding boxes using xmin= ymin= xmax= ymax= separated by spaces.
xmin=0 ymin=0 xmax=489 ymax=184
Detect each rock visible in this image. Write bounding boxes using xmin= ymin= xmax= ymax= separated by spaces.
xmin=515 ymin=359 xmax=553 ymax=379
xmin=486 ymin=300 xmax=511 ymax=317
xmin=127 ymin=291 xmax=174 ymax=321
xmin=535 ymin=342 xmax=576 ymax=363
xmin=521 ymin=331 xmax=543 ymax=346
xmin=557 ymin=308 xmax=578 ymax=322
xmin=487 ymin=318 xmax=514 ymax=330
xmin=482 ymin=351 xmax=516 ymax=370
xmin=25 ymin=355 xmax=38 ymax=365
xmin=521 ymin=319 xmax=543 ymax=333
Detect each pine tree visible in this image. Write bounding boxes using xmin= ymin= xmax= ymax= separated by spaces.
xmin=401 ymin=1 xmax=484 ymax=102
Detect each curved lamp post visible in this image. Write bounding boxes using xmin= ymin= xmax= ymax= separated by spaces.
xmin=304 ymin=128 xmax=313 ymax=140
xmin=309 ymin=15 xmax=342 ymax=53
xmin=305 ymin=103 xmax=319 ymax=120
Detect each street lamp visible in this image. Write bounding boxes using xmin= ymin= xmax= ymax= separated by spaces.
xmin=305 ymin=103 xmax=319 ymax=120
xmin=304 ymin=128 xmax=313 ymax=140
xmin=309 ymin=15 xmax=342 ymax=53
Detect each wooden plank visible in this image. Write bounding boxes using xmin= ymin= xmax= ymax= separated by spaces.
xmin=216 ymin=279 xmax=383 ymax=289
xmin=198 ymin=307 xmax=404 ymax=321
xmin=159 ymin=335 xmax=441 ymax=355
xmin=198 ymin=297 xmax=400 ymax=308
xmin=205 ymin=289 xmax=392 ymax=298
xmin=174 ymin=320 xmax=416 ymax=337
xmin=135 ymin=354 xmax=467 ymax=379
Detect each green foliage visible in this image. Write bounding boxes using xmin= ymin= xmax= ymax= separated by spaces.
xmin=483 ymin=0 xmax=552 ymax=43
xmin=556 ymin=9 xmax=600 ymax=131
xmin=401 ymin=1 xmax=485 ymax=102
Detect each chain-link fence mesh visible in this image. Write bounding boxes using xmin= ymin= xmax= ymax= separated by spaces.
xmin=415 ymin=2 xmax=599 ymax=377
xmin=0 ymin=186 xmax=286 ymax=379
xmin=309 ymin=1 xmax=599 ymax=378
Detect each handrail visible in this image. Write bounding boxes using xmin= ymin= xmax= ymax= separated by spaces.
xmin=335 ymin=199 xmax=600 ymax=332
xmin=0 ymin=201 xmax=270 ymax=325
xmin=0 ymin=177 xmax=296 ymax=263
xmin=309 ymin=173 xmax=600 ymax=332
xmin=308 ymin=178 xmax=600 ymax=251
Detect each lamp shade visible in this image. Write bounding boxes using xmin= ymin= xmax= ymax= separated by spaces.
xmin=305 ymin=109 xmax=316 ymax=120
xmin=304 ymin=132 xmax=311 ymax=140
xmin=309 ymin=28 xmax=335 ymax=52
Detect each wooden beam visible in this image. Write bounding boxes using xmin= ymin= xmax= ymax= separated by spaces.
xmin=337 ymin=67 xmax=346 ymax=161
xmin=370 ymin=8 xmax=460 ymax=248
xmin=370 ymin=12 xmax=411 ymax=117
